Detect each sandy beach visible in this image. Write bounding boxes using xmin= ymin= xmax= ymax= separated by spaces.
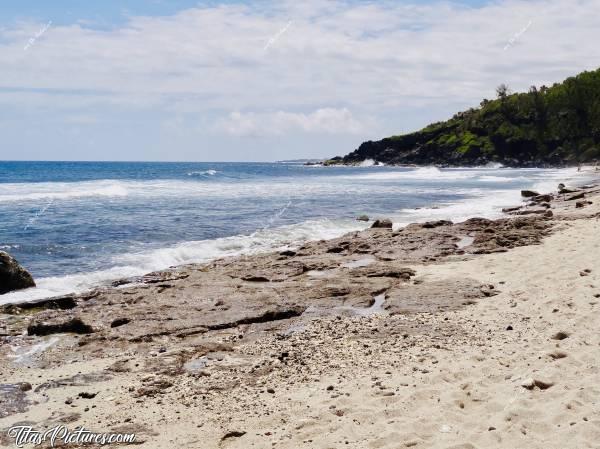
xmin=1 ymin=180 xmax=599 ymax=449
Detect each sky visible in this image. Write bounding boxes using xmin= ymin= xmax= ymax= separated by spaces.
xmin=0 ymin=0 xmax=599 ymax=162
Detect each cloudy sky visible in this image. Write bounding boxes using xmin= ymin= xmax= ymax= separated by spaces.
xmin=1 ymin=0 xmax=599 ymax=162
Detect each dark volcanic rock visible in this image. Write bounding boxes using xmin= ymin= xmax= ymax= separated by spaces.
xmin=28 ymin=317 xmax=95 ymax=336
xmin=521 ymin=190 xmax=540 ymax=198
xmin=502 ymin=206 xmax=522 ymax=213
xmin=371 ymin=219 xmax=393 ymax=229
xmin=421 ymin=220 xmax=453 ymax=229
xmin=1 ymin=295 xmax=77 ymax=314
xmin=532 ymin=194 xmax=553 ymax=203
xmin=0 ymin=251 xmax=35 ymax=294
xmin=111 ymin=317 xmax=131 ymax=328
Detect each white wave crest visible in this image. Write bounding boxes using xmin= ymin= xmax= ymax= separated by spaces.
xmin=0 ymin=180 xmax=128 ymax=203
xmin=343 ymin=167 xmax=473 ymax=181
xmin=0 ymin=218 xmax=368 ymax=305
xmin=187 ymin=170 xmax=218 ymax=176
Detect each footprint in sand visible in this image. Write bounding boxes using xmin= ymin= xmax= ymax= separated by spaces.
xmin=551 ymin=331 xmax=569 ymax=340
xmin=548 ymin=350 xmax=568 ymax=360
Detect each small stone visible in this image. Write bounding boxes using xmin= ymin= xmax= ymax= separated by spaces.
xmin=506 ymin=325 xmax=513 ymax=331
xmin=267 ymin=388 xmax=275 ymax=394
xmin=221 ymin=431 xmax=246 ymax=441
xmin=521 ymin=378 xmax=554 ymax=390
xmin=78 ymin=392 xmax=97 ymax=399
xmin=18 ymin=382 xmax=32 ymax=392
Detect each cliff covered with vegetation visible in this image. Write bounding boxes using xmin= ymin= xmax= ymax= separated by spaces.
xmin=336 ymin=69 xmax=600 ymax=167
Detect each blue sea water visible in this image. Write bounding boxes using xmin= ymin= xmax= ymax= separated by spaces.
xmin=0 ymin=161 xmax=588 ymax=304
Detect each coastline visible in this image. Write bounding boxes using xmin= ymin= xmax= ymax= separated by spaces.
xmin=1 ymin=165 xmax=594 ymax=307
xmin=1 ymin=177 xmax=600 ymax=448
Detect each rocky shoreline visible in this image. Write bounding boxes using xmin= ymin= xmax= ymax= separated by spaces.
xmin=1 ymin=181 xmax=599 ymax=448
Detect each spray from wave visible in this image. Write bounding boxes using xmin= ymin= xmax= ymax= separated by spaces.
xmin=187 ymin=169 xmax=219 ymax=177
xmin=0 ymin=218 xmax=368 ymax=305
xmin=0 ymin=181 xmax=129 ymax=203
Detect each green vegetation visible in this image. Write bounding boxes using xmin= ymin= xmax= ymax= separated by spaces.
xmin=341 ymin=69 xmax=600 ymax=166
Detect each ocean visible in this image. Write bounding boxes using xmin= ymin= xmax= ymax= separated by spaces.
xmin=0 ymin=161 xmax=590 ymax=304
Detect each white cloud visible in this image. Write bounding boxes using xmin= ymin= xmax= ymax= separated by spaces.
xmin=0 ymin=0 xmax=599 ymax=159
xmin=215 ymin=108 xmax=371 ymax=136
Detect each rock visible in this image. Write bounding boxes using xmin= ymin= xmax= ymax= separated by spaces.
xmin=576 ymin=201 xmax=593 ymax=208
xmin=0 ymin=251 xmax=35 ymax=294
xmin=544 ymin=210 xmax=554 ymax=218
xmin=566 ymin=192 xmax=585 ymax=201
xmin=134 ymin=379 xmax=173 ymax=398
xmin=532 ymin=194 xmax=552 ymax=203
xmin=78 ymin=391 xmax=97 ymax=399
xmin=111 ymin=318 xmax=131 ymax=328
xmin=521 ymin=190 xmax=540 ymax=198
xmin=28 ymin=317 xmax=94 ymax=336
xmin=521 ymin=378 xmax=554 ymax=390
xmin=356 ymin=215 xmax=369 ymax=222
xmin=502 ymin=206 xmax=522 ymax=213
xmin=279 ymin=250 xmax=296 ymax=257
xmin=241 ymin=276 xmax=270 ymax=282
xmin=480 ymin=284 xmax=498 ymax=297
xmin=371 ymin=219 xmax=393 ymax=229
xmin=1 ymin=295 xmax=77 ymax=314
xmin=421 ymin=220 xmax=453 ymax=228
xmin=221 ymin=431 xmax=246 ymax=442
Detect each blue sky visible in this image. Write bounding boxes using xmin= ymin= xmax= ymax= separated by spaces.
xmin=0 ymin=0 xmax=598 ymax=161
xmin=0 ymin=0 xmax=491 ymax=23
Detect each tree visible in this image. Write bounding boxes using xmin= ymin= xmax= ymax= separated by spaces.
xmin=496 ymin=84 xmax=511 ymax=100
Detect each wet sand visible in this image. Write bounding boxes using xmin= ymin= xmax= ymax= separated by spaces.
xmin=1 ymin=181 xmax=599 ymax=448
